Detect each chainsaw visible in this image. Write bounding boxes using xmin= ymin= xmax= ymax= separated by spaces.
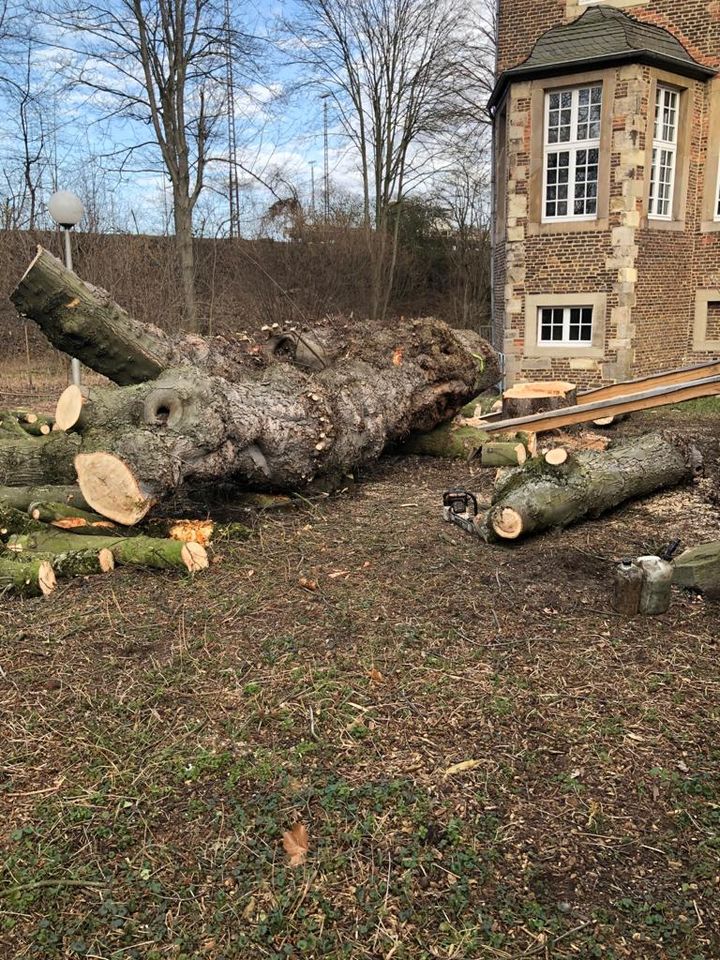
xmin=442 ymin=489 xmax=480 ymax=536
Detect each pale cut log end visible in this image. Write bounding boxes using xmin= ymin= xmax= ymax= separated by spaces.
xmin=25 ymin=413 xmax=38 ymax=424
xmin=38 ymin=561 xmax=57 ymax=597
xmin=545 ymin=448 xmax=569 ymax=466
xmin=505 ymin=380 xmax=576 ymax=400
xmin=56 ymin=384 xmax=86 ymax=431
xmin=515 ymin=443 xmax=527 ymax=466
xmin=75 ymin=452 xmax=153 ymax=525
xmin=98 ymin=548 xmax=115 ymax=573
xmin=593 ymin=416 xmax=615 ymax=427
xmin=181 ymin=541 xmax=209 ymax=572
xmin=525 ymin=433 xmax=538 ymax=458
xmin=492 ymin=507 xmax=523 ymax=540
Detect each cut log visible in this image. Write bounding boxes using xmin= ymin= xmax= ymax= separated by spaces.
xmin=28 ymin=501 xmax=122 ymax=535
xmin=400 ymin=424 xmax=535 ymax=460
xmin=10 ymin=248 xmax=500 ymax=520
xmin=12 ymin=530 xmax=208 ymax=572
xmin=0 ymin=431 xmax=80 ymax=487
xmin=55 ymin=385 xmax=90 ymax=431
xmin=480 ymin=442 xmax=527 ymax=468
xmin=0 ymin=556 xmax=56 ymax=597
xmin=592 ymin=414 xmax=629 ymax=428
xmin=544 ymin=448 xmax=568 ymax=466
xmin=483 ymin=432 xmax=701 ymax=542
xmin=0 ymin=485 xmax=92 ymax=512
xmin=673 ymin=542 xmax=720 ymax=600
xmin=33 ymin=547 xmax=116 ymax=577
xmin=461 ymin=394 xmax=502 ymax=418
xmin=0 ymin=505 xmax=45 ymax=539
xmin=503 ymin=381 xmax=577 ymax=420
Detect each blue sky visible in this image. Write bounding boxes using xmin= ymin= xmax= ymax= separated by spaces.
xmin=0 ymin=0 xmax=490 ymax=236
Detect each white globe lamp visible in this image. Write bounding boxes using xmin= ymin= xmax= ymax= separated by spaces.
xmin=48 ymin=190 xmax=85 ymax=385
xmin=48 ymin=190 xmax=85 ymax=229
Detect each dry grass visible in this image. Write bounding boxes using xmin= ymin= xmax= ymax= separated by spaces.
xmin=0 ymin=403 xmax=719 ymax=959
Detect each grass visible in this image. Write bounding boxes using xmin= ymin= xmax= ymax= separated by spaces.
xmin=0 ymin=402 xmax=719 ymax=957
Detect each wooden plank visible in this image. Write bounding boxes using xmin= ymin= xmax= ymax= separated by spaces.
xmin=579 ymin=359 xmax=720 ymax=403
xmin=482 ymin=374 xmax=720 ymax=435
xmin=470 ymin=358 xmax=720 ymax=427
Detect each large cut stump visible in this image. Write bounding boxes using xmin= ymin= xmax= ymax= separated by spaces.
xmin=673 ymin=543 xmax=720 ymax=600
xmin=503 ymin=381 xmax=577 ymax=419
xmin=10 ymin=247 xmax=500 ymax=521
xmin=483 ymin=432 xmax=702 ymax=541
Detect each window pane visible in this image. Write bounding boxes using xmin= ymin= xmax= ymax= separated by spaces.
xmin=544 ymin=85 xmax=602 ymax=220
xmin=538 ymin=306 xmax=593 ymax=345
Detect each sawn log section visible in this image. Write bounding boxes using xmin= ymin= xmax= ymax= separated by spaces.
xmin=483 ymin=432 xmax=702 ymax=542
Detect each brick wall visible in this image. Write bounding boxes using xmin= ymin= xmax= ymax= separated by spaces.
xmin=495 ymin=0 xmax=720 ymax=386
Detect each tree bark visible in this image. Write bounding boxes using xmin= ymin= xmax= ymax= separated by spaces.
xmin=9 ymin=248 xmax=500 ymax=523
xmin=0 ymin=432 xmax=80 ymax=489
xmin=174 ymin=196 xmax=199 ymax=334
xmin=484 ymin=432 xmax=702 ymax=542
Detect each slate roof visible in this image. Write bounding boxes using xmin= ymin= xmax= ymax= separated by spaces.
xmin=489 ymin=6 xmax=714 ymax=111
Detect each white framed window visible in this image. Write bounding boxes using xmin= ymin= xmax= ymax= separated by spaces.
xmin=543 ymin=85 xmax=602 ymax=222
xmin=538 ymin=306 xmax=594 ymax=346
xmin=649 ymin=85 xmax=679 ymax=219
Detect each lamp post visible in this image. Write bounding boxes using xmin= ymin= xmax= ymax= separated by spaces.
xmin=48 ymin=190 xmax=84 ymax=386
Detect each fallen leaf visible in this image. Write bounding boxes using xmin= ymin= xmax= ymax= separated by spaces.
xmin=368 ymin=667 xmax=384 ymax=684
xmin=298 ymin=576 xmax=318 ymax=591
xmin=282 ymin=822 xmax=309 ymax=867
xmin=627 ymin=732 xmax=644 ymax=742
xmin=392 ymin=346 xmax=404 ymax=366
xmin=242 ymin=895 xmax=256 ymax=920
xmin=443 ymin=759 xmax=481 ymax=779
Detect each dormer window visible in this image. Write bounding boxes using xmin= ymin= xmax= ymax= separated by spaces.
xmin=543 ymin=85 xmax=602 ymax=222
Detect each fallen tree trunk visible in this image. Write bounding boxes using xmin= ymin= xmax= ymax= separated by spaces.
xmin=483 ymin=432 xmax=702 ymax=541
xmin=10 ymin=248 xmax=500 ymax=522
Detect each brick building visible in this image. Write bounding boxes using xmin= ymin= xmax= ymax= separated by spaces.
xmin=490 ymin=1 xmax=720 ymax=387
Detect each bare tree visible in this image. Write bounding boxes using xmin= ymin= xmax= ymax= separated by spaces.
xmin=287 ymin=0 xmax=488 ymax=319
xmin=44 ymin=0 xmax=261 ymax=331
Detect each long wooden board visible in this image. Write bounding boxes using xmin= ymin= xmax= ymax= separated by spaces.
xmin=482 ymin=374 xmax=720 ymax=435
xmin=579 ymin=358 xmax=720 ymax=403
